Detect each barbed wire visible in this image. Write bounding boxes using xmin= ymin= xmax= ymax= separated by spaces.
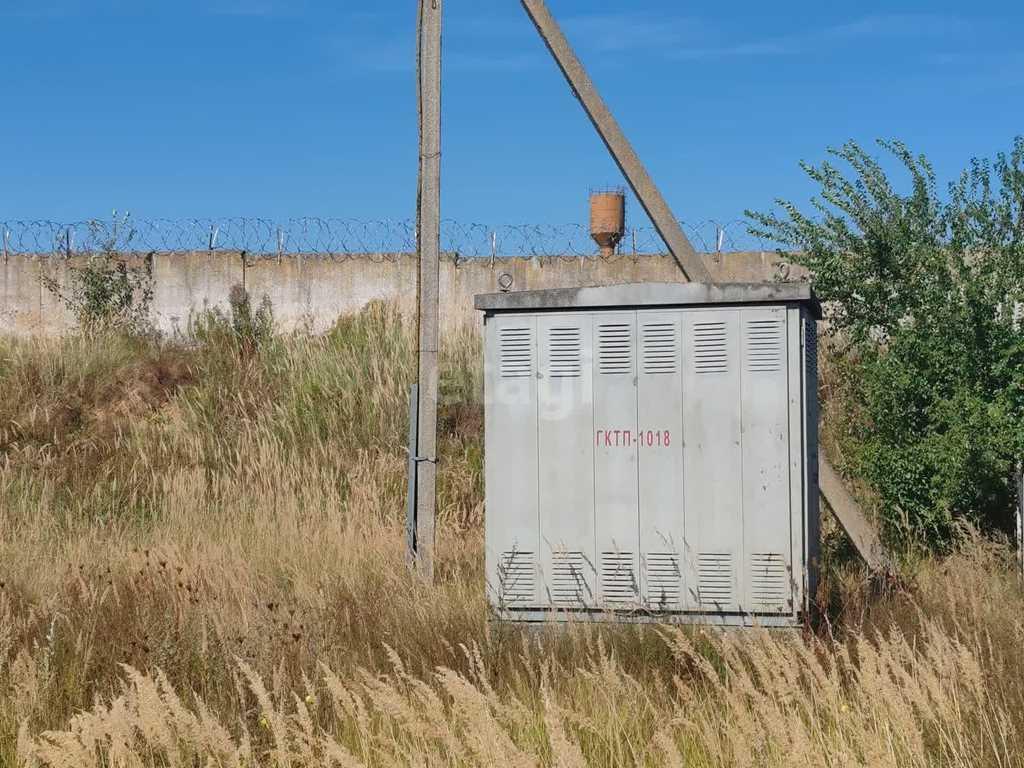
xmin=0 ymin=216 xmax=771 ymax=260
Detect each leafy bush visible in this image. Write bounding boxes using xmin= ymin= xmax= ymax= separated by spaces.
xmin=42 ymin=250 xmax=154 ymax=334
xmin=190 ymin=283 xmax=274 ymax=355
xmin=749 ymin=138 xmax=1024 ymax=551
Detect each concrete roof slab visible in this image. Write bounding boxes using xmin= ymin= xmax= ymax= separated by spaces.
xmin=475 ymin=282 xmax=822 ymax=318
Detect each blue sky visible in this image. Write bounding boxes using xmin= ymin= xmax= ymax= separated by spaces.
xmin=0 ymin=0 xmax=1021 ymax=237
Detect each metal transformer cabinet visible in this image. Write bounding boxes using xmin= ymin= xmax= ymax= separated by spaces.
xmin=477 ymin=283 xmax=822 ymax=627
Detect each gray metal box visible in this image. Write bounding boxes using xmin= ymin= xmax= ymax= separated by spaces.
xmin=476 ymin=283 xmax=821 ymax=627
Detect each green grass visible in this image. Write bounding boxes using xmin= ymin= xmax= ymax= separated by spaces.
xmin=1 ymin=302 xmax=1022 ymax=767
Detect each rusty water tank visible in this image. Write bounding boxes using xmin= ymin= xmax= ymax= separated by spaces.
xmin=590 ymin=189 xmax=626 ymax=257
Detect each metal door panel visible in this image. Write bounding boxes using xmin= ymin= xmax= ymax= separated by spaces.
xmin=740 ymin=307 xmax=793 ymax=615
xmin=484 ymin=315 xmax=539 ymax=609
xmin=537 ymin=313 xmax=596 ymax=607
xmin=682 ymin=308 xmax=742 ymax=612
xmin=592 ymin=312 xmax=640 ymax=608
xmin=637 ymin=310 xmax=685 ymax=611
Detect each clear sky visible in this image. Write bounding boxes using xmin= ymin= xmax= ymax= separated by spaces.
xmin=1 ymin=0 xmax=1021 ymax=234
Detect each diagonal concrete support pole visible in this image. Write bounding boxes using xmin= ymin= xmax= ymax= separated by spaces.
xmin=819 ymin=457 xmax=889 ymax=571
xmin=519 ymin=0 xmax=711 ymax=284
xmin=519 ymin=0 xmax=889 ymax=572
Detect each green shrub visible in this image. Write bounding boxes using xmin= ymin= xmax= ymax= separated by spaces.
xmin=749 ymin=138 xmax=1024 ymax=551
xmin=42 ymin=250 xmax=154 ymax=334
xmin=189 ymin=283 xmax=274 ymax=355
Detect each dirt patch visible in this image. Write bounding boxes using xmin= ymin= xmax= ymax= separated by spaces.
xmin=91 ymin=350 xmax=195 ymax=434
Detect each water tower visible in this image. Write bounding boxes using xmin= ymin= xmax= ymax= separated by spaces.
xmin=589 ymin=188 xmax=626 ymax=257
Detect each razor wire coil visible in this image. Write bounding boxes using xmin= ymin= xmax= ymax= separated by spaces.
xmin=0 ymin=216 xmax=769 ymax=260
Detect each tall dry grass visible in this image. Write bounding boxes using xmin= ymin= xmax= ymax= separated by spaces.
xmin=1 ymin=300 xmax=1022 ymax=767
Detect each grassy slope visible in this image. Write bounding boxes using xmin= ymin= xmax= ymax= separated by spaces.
xmin=1 ymin=303 xmax=1022 ymax=767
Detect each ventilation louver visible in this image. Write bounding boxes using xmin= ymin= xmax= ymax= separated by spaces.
xmin=750 ymin=553 xmax=789 ymax=613
xmin=498 ymin=551 xmax=535 ymax=606
xmin=696 ymin=553 xmax=734 ymax=610
xmin=641 ymin=322 xmax=679 ymax=375
xmin=550 ymin=551 xmax=589 ymax=605
xmin=746 ymin=318 xmax=784 ymax=373
xmin=601 ymin=552 xmax=638 ymax=605
xmin=548 ymin=327 xmax=582 ymax=378
xmin=646 ymin=553 xmax=681 ymax=608
xmin=498 ymin=327 xmax=533 ymax=379
xmin=597 ymin=324 xmax=632 ymax=375
xmin=692 ymin=321 xmax=728 ymax=374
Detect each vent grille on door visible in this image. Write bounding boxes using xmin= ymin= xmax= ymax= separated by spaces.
xmin=696 ymin=553 xmax=734 ymax=610
xmin=597 ymin=324 xmax=632 ymax=375
xmin=641 ymin=322 xmax=679 ymax=375
xmin=750 ymin=553 xmax=789 ymax=613
xmin=692 ymin=321 xmax=729 ymax=374
xmin=805 ymin=319 xmax=819 ymax=471
xmin=497 ymin=551 xmax=534 ymax=606
xmin=600 ymin=553 xmax=638 ymax=605
xmin=550 ymin=552 xmax=589 ymax=605
xmin=646 ymin=553 xmax=681 ymax=608
xmin=805 ymin=319 xmax=818 ymax=384
xmin=746 ymin=318 xmax=785 ymax=373
xmin=499 ymin=327 xmax=533 ymax=379
xmin=547 ymin=327 xmax=583 ymax=378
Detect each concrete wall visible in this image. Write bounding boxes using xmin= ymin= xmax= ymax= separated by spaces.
xmin=0 ymin=250 xmax=804 ymax=336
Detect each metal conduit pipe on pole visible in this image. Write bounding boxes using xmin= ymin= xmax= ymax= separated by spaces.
xmin=518 ymin=0 xmax=889 ymax=573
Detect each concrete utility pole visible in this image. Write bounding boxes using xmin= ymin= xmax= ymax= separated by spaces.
xmin=519 ymin=0 xmax=711 ymax=284
xmin=518 ymin=0 xmax=889 ymax=573
xmin=414 ymin=0 xmax=442 ymax=581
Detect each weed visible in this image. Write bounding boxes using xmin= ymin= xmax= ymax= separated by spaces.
xmin=1 ymin=304 xmax=1022 ymax=767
